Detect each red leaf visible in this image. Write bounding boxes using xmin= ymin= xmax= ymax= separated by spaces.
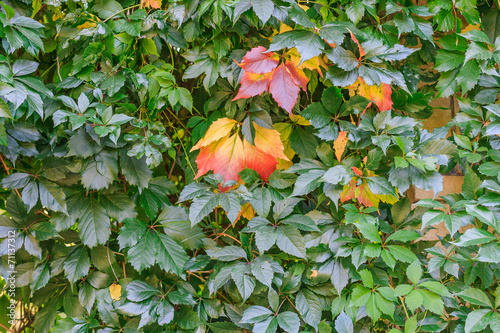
xmin=235 ymin=46 xmax=279 ymax=74
xmin=285 ymin=61 xmax=308 ymax=90
xmin=269 ymin=64 xmax=302 ymax=115
xmin=194 ymin=134 xmax=245 ymax=182
xmin=244 ymin=140 xmax=278 ymax=180
xmin=232 ymin=72 xmax=272 ymax=100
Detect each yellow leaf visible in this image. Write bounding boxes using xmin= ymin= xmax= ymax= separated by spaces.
xmin=191 ymin=118 xmax=237 ymax=151
xmin=253 ymin=122 xmax=289 ymax=160
xmin=292 ymin=114 xmax=311 ymax=126
xmin=280 ymin=23 xmax=293 ymax=34
xmin=461 ymin=24 xmax=480 ymax=33
xmin=274 ymin=123 xmax=296 ymax=160
xmin=276 ymin=158 xmax=293 ymax=170
xmin=109 ymin=283 xmax=122 ymax=301
xmin=77 ymin=22 xmax=96 ymax=29
xmin=334 ymin=131 xmax=348 ymax=162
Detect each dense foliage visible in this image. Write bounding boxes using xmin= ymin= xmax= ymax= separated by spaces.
xmin=0 ymin=0 xmax=499 ymax=332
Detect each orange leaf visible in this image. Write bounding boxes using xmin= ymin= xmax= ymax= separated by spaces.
xmin=234 ymin=202 xmax=255 ymax=226
xmin=350 ymin=32 xmax=365 ymax=59
xmin=194 ymin=134 xmax=245 ymax=182
xmin=243 ymin=140 xmax=278 ymax=181
xmin=357 ymin=78 xmax=393 ymax=112
xmin=141 ymin=0 xmax=161 ymax=9
xmin=191 ymin=118 xmax=237 ymax=151
xmin=334 ymin=131 xmax=348 ymax=162
xmin=285 ymin=48 xmax=325 ymax=77
xmin=232 ymin=71 xmax=272 ymax=100
xmin=235 ymin=46 xmax=279 ymax=74
xmin=253 ymin=123 xmax=289 ymax=160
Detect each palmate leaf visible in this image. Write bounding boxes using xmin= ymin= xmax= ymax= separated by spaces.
xmin=233 ymin=47 xmax=308 ymax=114
xmin=78 ymin=197 xmax=111 ymax=248
xmin=191 ymin=118 xmax=287 ymax=183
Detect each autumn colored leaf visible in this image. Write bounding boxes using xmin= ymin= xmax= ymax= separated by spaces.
xmin=350 ymin=31 xmax=365 ymax=59
xmin=254 ymin=123 xmax=289 ymax=160
xmin=234 ymin=202 xmax=256 ymax=226
xmin=269 ymin=62 xmax=308 ymax=115
xmin=334 ymin=131 xmax=348 ymax=162
xmin=285 ymin=48 xmax=326 ymax=77
xmin=232 ymin=72 xmax=272 ymax=100
xmin=236 ymin=46 xmax=279 ymax=74
xmin=340 ymin=168 xmax=398 ymax=208
xmin=349 ymin=77 xmax=393 ymax=112
xmin=191 ymin=118 xmax=237 ymax=151
xmin=194 ymin=134 xmax=245 ymax=182
xmin=141 ymin=0 xmax=162 ymax=9
xmin=243 ymin=140 xmax=278 ymax=180
xmin=192 ymin=118 xmax=288 ymax=183
xmin=109 ymin=282 xmax=122 ymax=301
xmin=233 ymin=48 xmax=308 ymax=115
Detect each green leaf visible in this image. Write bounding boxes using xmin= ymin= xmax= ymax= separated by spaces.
xmin=434 ymin=51 xmax=465 ymax=72
xmin=78 ymin=197 xmax=111 ymax=248
xmin=249 ymin=187 xmax=272 ymax=217
xmin=356 ymin=221 xmax=381 ymax=243
xmin=63 ymin=246 xmax=90 ymax=284
xmin=458 ymin=288 xmax=493 ymax=308
xmin=436 ymin=68 xmax=459 ymax=98
xmin=126 ymin=280 xmax=160 ymax=302
xmin=334 ymin=311 xmax=353 ymax=333
xmin=301 ymin=103 xmax=331 ymax=129
xmin=128 ymin=230 xmax=156 ymax=272
xmin=387 ymin=245 xmax=417 ymax=263
xmin=253 ymin=317 xmax=279 ymax=333
xmin=406 ymin=260 xmax=422 ymax=285
xmin=483 ymin=9 xmax=500 ymax=43
xmin=346 ymin=0 xmax=364 ymax=24
xmin=386 ymin=230 xmax=420 ymax=243
xmin=277 ymin=311 xmax=300 ymax=333
xmin=465 ymin=309 xmax=491 ymax=333
xmin=453 ymin=228 xmax=497 ymax=246
xmin=117 ymin=218 xmax=147 ymax=250
xmin=292 ymin=169 xmax=325 ymax=196
xmin=365 ymin=176 xmax=398 ymax=199
xmin=276 ymin=225 xmax=306 ymax=259
xmin=290 ymin=128 xmax=318 ymax=159
xmin=240 ymin=306 xmax=273 ymax=323
xmin=30 ymin=263 xmax=50 ymax=294
xmin=465 ymin=205 xmax=498 ymax=231
xmin=81 ymin=152 xmax=119 ymax=190
xmin=189 ymin=192 xmax=219 ymax=226
xmin=326 ymin=47 xmax=358 ymax=71
xmin=155 ymin=232 xmax=189 ymax=275
xmin=359 ymin=269 xmax=374 ymax=288
xmin=120 ymin=153 xmax=152 ymax=192
xmin=252 ymin=0 xmax=274 ymax=24
xmin=419 ymin=281 xmax=451 ymax=297
xmin=0 ymin=98 xmax=13 ymax=118
xmin=213 ymin=246 xmax=248 ymax=261
xmin=251 ymin=258 xmax=273 ymax=287
xmin=456 ymin=60 xmax=480 ymax=93
xmin=232 ymin=263 xmax=256 ymax=302
xmin=280 ymin=214 xmax=320 ymax=232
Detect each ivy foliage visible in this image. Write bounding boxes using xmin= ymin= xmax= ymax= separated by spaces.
xmin=0 ymin=0 xmax=499 ymax=332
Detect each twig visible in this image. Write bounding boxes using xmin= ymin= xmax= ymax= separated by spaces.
xmin=107 ymin=244 xmax=119 ymax=281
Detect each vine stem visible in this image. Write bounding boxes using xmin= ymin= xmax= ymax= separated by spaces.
xmin=103 ymin=4 xmax=141 ymax=22
xmin=107 ymin=243 xmax=119 ymax=281
xmin=399 ymin=296 xmax=410 ymax=319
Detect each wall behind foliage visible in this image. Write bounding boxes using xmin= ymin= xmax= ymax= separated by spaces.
xmin=0 ymin=0 xmax=500 ymax=332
